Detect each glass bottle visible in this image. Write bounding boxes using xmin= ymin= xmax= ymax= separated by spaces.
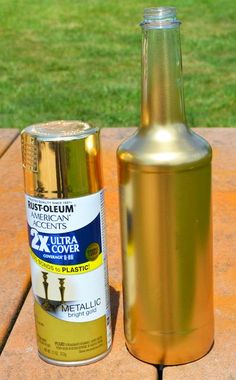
xmin=117 ymin=7 xmax=214 ymax=365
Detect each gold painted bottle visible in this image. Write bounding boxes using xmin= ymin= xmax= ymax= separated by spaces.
xmin=117 ymin=7 xmax=214 ymax=365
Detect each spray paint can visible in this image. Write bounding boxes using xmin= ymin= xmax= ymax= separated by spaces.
xmin=21 ymin=120 xmax=112 ymax=366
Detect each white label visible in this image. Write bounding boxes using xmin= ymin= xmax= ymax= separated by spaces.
xmin=25 ymin=190 xmax=111 ymax=332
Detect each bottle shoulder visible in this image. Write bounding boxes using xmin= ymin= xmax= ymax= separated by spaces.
xmin=117 ymin=125 xmax=212 ymax=171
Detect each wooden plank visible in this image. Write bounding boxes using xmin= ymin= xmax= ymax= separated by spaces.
xmin=0 ymin=128 xmax=235 ymax=379
xmin=0 ymin=136 xmax=30 ymax=350
xmin=0 ymin=129 xmax=19 ymax=157
xmin=164 ymin=128 xmax=236 ymax=379
xmin=0 ymin=128 xmax=156 ymax=379
xmin=165 ymin=191 xmax=236 ymax=379
xmin=102 ymin=127 xmax=236 ymax=379
xmin=0 ymin=290 xmax=157 ymax=380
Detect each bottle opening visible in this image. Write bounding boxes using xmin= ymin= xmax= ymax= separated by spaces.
xmin=141 ymin=7 xmax=179 ymax=29
xmin=144 ymin=7 xmax=176 ymax=20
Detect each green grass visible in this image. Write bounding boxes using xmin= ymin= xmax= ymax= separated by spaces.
xmin=0 ymin=0 xmax=235 ymax=129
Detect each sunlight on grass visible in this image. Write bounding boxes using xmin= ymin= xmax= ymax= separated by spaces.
xmin=0 ymin=0 xmax=235 ymax=129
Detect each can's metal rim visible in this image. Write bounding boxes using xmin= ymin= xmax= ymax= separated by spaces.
xmin=21 ymin=120 xmax=98 ymax=141
xmin=38 ymin=345 xmax=112 ymax=366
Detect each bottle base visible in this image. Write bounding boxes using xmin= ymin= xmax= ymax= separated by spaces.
xmin=126 ymin=340 xmax=214 ymax=366
xmin=125 ymin=321 xmax=214 ymax=366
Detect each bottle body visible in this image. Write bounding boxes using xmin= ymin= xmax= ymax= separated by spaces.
xmin=117 ymin=8 xmax=214 ymax=365
xmin=117 ymin=126 xmax=213 ymax=364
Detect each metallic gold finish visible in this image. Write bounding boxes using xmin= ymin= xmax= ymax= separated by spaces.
xmin=21 ymin=120 xmax=102 ymax=198
xmin=117 ymin=7 xmax=214 ymax=365
xmin=35 ymin=302 xmax=108 ymax=365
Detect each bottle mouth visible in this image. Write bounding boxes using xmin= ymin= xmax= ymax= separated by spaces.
xmin=141 ymin=7 xmax=180 ymax=29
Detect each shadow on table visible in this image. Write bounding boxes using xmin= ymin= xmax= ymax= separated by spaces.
xmin=110 ymin=286 xmax=120 ymax=338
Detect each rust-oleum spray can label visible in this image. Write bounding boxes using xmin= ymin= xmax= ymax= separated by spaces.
xmin=21 ymin=121 xmax=112 ymax=366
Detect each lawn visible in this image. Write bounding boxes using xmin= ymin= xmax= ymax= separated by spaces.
xmin=0 ymin=0 xmax=235 ymax=129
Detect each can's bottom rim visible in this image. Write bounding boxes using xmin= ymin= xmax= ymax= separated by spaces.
xmin=38 ymin=345 xmax=112 ymax=367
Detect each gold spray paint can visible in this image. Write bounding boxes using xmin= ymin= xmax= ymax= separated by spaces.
xmin=117 ymin=7 xmax=214 ymax=365
xmin=21 ymin=121 xmax=112 ymax=366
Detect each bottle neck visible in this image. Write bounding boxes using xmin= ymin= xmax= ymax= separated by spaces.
xmin=141 ymin=8 xmax=186 ymax=129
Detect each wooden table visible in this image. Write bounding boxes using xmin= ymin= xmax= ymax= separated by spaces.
xmin=0 ymin=128 xmax=235 ymax=380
